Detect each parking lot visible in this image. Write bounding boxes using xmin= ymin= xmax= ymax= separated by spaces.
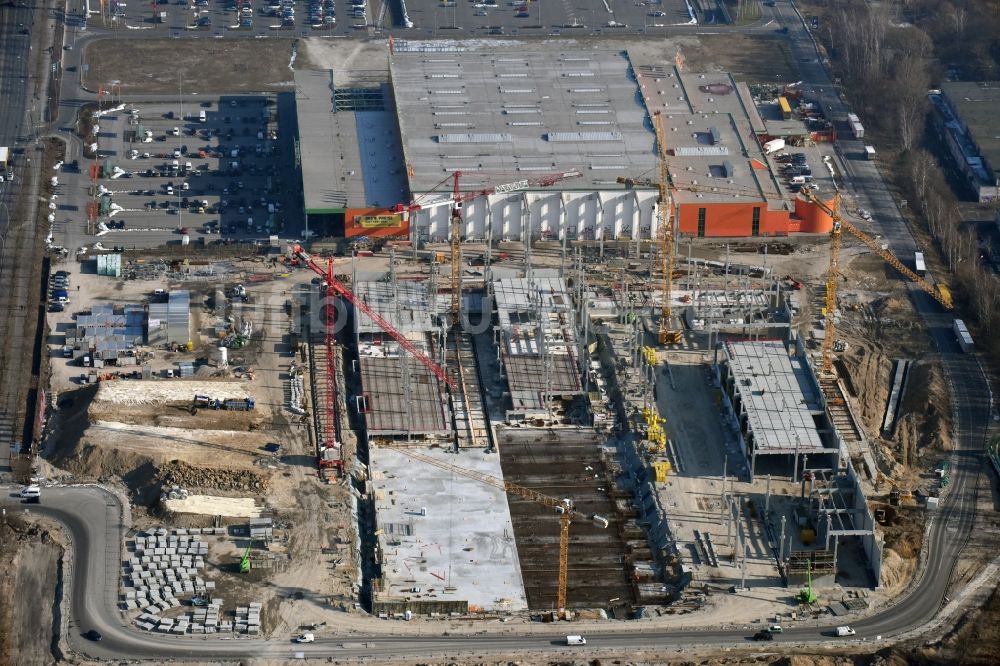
xmin=55 ymin=93 xmax=304 ymax=251
xmin=81 ymin=0 xmax=387 ymax=39
xmin=69 ymin=0 xmax=701 ymax=41
xmin=401 ymin=0 xmax=697 ymax=36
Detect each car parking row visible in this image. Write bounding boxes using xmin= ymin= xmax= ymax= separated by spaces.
xmin=774 ymin=152 xmax=814 ymax=193
xmin=53 ymin=96 xmax=302 ymax=251
xmin=49 ymin=270 xmax=72 ymax=311
xmin=84 ymin=0 xmax=697 ymax=38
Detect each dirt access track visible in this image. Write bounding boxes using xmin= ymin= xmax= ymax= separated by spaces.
xmin=82 ymin=38 xmax=296 ymax=94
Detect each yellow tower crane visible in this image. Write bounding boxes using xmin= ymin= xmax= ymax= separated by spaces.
xmin=393 ymin=447 xmax=608 ymax=612
xmin=799 ymin=188 xmax=953 ymax=375
xmin=652 ymin=111 xmax=683 ymax=345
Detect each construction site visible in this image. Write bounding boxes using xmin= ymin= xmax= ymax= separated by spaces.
xmin=25 ymin=39 xmax=966 ymax=644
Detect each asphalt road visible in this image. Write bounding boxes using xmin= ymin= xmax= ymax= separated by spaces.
xmin=0 ymin=482 xmax=977 ymax=660
xmin=772 ymin=0 xmax=992 ymax=642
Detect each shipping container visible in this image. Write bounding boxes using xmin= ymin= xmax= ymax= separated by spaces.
xmin=778 ymin=96 xmax=792 ymax=120
xmin=914 ymin=252 xmax=926 ymax=276
xmin=851 ymin=121 xmax=865 ymax=139
xmin=864 ymin=145 xmax=876 ymax=160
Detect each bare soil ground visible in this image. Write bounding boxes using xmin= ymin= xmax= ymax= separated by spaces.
xmin=0 ymin=515 xmax=62 ymax=666
xmin=300 ymin=33 xmax=800 ymax=86
xmin=82 ymin=38 xmax=296 ymax=94
xmin=680 ymin=33 xmax=800 ymax=82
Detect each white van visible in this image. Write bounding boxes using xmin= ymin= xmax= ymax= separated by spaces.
xmin=199 ymin=109 xmax=207 ymax=123
xmin=565 ymin=635 xmax=586 ymax=646
xmin=836 ymin=625 xmax=856 ymax=637
xmin=19 ymin=485 xmax=41 ymax=498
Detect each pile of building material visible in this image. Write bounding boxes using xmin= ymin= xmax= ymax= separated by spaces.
xmin=121 ymin=528 xmax=222 ymax=614
xmin=235 ymin=602 xmax=263 ymax=634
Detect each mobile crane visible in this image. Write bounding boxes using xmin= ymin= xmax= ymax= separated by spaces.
xmin=394 ymin=447 xmax=608 ymax=611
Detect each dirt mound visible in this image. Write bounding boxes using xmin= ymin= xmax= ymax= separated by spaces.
xmin=841 ymin=344 xmax=891 ymax=434
xmin=772 ymin=657 xmax=856 ymax=666
xmin=895 ymin=361 xmax=952 ymax=459
xmin=0 ymin=516 xmax=62 ymax=664
xmin=157 ymin=459 xmax=269 ymax=495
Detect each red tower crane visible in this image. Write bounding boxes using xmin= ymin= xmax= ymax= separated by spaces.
xmin=294 ymin=246 xmax=458 ymax=472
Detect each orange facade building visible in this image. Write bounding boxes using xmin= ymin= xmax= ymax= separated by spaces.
xmin=674 ymin=194 xmax=835 ymax=238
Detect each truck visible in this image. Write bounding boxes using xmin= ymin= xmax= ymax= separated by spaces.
xmin=764 ymin=138 xmax=785 ymax=155
xmin=914 ymin=251 xmax=926 ymax=276
xmin=953 ymin=318 xmax=974 ymax=353
xmin=0 ymin=146 xmax=9 ymax=172
xmin=222 ymin=398 xmax=255 ymax=411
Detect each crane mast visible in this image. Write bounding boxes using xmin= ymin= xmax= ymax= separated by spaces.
xmin=450 ymin=173 xmax=462 ymax=320
xmin=653 ymin=112 xmax=682 ymax=345
xmin=437 ymin=170 xmax=583 ymax=326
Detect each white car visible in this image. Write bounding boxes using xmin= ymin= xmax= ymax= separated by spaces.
xmin=295 ymin=633 xmax=315 ymax=643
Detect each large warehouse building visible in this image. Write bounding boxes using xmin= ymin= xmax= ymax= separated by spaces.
xmin=929 ymin=82 xmax=1000 ymax=203
xmin=294 ymin=45 xmax=834 ymax=241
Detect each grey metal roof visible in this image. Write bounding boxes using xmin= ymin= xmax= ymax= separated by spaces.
xmin=295 ymin=70 xmax=408 ymax=212
xmin=389 ymin=50 xmax=659 ymax=193
xmin=724 ymin=341 xmax=825 ymax=454
xmin=941 ymin=81 xmax=1000 ymax=176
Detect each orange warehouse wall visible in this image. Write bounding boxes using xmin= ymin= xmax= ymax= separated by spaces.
xmin=676 ymin=197 xmax=835 ymax=237
xmin=676 ymin=202 xmax=793 ymax=237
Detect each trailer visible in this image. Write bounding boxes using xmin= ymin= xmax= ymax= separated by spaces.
xmin=953 ymin=318 xmax=974 ymax=353
xmin=764 ymin=138 xmax=786 ymax=155
xmin=221 ymin=398 xmax=256 ymax=411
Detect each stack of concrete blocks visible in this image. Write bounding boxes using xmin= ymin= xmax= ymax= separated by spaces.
xmin=189 ymin=600 xmax=223 ymax=634
xmin=123 ymin=526 xmax=223 ymax=633
xmin=234 ymin=602 xmax=263 ymax=634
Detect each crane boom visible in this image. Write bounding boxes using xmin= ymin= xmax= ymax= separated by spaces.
xmin=295 ymin=247 xmax=457 ymax=390
xmin=802 ymin=191 xmax=953 ymax=310
xmin=394 ymin=446 xmax=604 ymax=611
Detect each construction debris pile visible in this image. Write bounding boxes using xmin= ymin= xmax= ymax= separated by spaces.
xmin=157 ymin=460 xmax=268 ymax=494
